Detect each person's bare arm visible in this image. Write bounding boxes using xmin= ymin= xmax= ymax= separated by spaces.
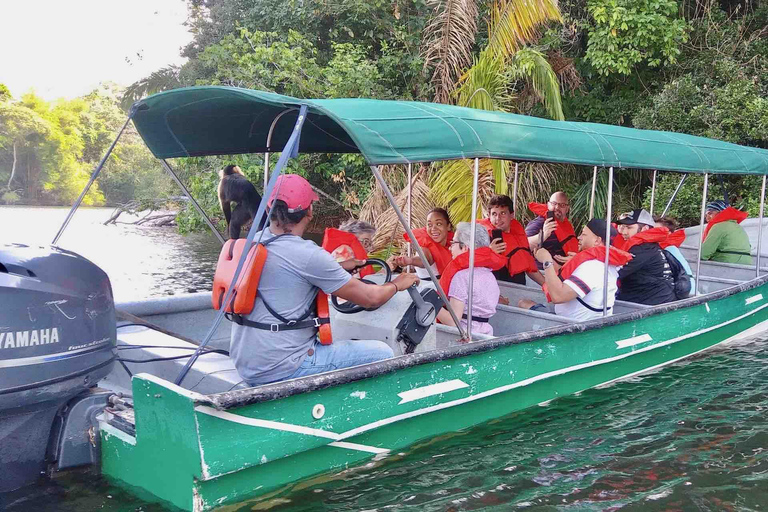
xmin=535 ymin=248 xmax=577 ymax=304
xmin=436 ymin=297 xmax=465 ymax=326
xmin=333 ymin=273 xmax=419 ymax=309
xmin=526 ymin=271 xmax=545 ymax=286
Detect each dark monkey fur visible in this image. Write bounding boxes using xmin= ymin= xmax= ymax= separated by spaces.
xmin=217 ymin=165 xmax=266 ymax=239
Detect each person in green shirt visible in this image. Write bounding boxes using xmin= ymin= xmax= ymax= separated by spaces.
xmin=700 ymin=200 xmax=752 ymax=265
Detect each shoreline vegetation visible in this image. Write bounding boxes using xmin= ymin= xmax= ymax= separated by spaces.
xmin=2 ymin=0 xmax=766 ymax=248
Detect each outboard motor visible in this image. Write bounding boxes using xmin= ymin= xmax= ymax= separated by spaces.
xmin=0 ymin=244 xmax=116 ymax=491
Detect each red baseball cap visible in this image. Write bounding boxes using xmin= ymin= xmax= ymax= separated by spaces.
xmin=267 ymin=174 xmax=319 ymax=212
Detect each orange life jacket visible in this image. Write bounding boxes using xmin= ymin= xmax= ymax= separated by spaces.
xmin=703 ymin=207 xmax=748 ymax=240
xmin=478 ymin=218 xmax=538 ymax=276
xmin=403 ymin=228 xmax=454 ymax=275
xmin=660 ymin=229 xmax=686 ymax=249
xmin=623 ymin=226 xmax=670 ymax=251
xmin=543 ymin=245 xmax=633 ymax=302
xmin=438 ymin=247 xmax=506 ymax=297
xmin=212 ymin=235 xmax=333 ymax=344
xmin=528 ymin=202 xmax=579 ymax=254
xmin=321 ymin=228 xmax=374 ymax=278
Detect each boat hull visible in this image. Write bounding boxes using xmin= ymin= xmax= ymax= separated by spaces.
xmin=100 ymin=280 xmax=768 ymax=511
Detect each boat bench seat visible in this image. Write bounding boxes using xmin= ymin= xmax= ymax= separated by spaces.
xmin=103 ymin=324 xmax=248 ymax=395
xmin=498 ymin=281 xmax=651 ymax=316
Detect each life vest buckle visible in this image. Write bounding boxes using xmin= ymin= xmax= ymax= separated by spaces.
xmin=312 ymin=317 xmax=321 ymax=328
xmin=270 ymin=324 xmax=280 ymax=332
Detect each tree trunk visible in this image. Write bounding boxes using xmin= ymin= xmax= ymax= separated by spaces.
xmin=7 ymin=141 xmax=17 ymax=190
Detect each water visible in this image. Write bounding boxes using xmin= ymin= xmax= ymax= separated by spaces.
xmin=2 ymin=207 xmax=768 ymax=511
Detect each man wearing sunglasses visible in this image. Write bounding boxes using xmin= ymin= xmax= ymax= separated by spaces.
xmin=525 ymin=192 xmax=579 ymax=264
xmin=615 ymin=209 xmax=677 ymax=305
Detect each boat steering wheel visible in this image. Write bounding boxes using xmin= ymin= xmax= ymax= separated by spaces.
xmin=331 ymin=258 xmax=392 ymax=314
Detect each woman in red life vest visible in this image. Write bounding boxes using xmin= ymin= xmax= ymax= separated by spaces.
xmin=394 ymin=208 xmax=454 ymax=280
xmin=436 ymin=222 xmax=505 ymax=336
xmin=480 ymin=194 xmax=544 ymax=287
xmin=323 ymin=219 xmax=376 ymax=278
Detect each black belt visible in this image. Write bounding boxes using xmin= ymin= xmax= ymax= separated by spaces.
xmin=462 ymin=313 xmax=490 ymax=323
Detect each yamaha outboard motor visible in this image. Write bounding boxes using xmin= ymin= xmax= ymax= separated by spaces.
xmin=0 ymin=244 xmax=116 ymax=491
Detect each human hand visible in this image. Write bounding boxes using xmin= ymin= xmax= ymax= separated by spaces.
xmin=542 ymin=218 xmax=557 ymax=240
xmin=340 ymin=258 xmax=367 ymax=271
xmin=489 ymin=238 xmax=507 ymax=255
xmin=498 ymin=295 xmax=510 ymax=306
xmin=535 ymin=248 xmax=553 ymax=264
xmin=393 ymin=255 xmax=412 ymax=268
xmin=553 ymin=251 xmax=575 ymax=264
xmin=391 ymin=272 xmax=420 ymax=291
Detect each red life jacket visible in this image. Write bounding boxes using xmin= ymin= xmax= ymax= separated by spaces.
xmin=543 ymin=245 xmax=633 ymax=302
xmin=438 ymin=247 xmax=506 ymax=297
xmin=212 ymin=236 xmax=333 ymax=344
xmin=528 ymin=202 xmax=579 ymax=254
xmin=660 ymin=229 xmax=686 ymax=249
xmin=611 ymin=223 xmax=626 ymax=250
xmin=321 ymin=228 xmax=374 ymax=278
xmin=478 ymin=218 xmax=537 ymax=275
xmin=623 ymin=226 xmax=670 ymax=251
xmin=403 ymin=228 xmax=454 ymax=275
xmin=703 ymin=207 xmax=748 ymax=240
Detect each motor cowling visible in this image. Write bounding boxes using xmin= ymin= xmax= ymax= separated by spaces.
xmin=0 ymin=243 xmax=116 ymax=491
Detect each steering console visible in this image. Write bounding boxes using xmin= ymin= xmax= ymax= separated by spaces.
xmin=331 ymin=258 xmax=391 ymax=314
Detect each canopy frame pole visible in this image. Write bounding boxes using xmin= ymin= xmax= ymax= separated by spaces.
xmin=589 ymin=166 xmax=598 ymax=220
xmin=407 ymin=163 xmax=413 ymax=260
xmin=512 ymin=162 xmax=519 ymax=218
xmin=264 ymin=108 xmax=298 ymax=193
xmin=467 ymin=157 xmax=480 ymax=341
xmin=161 ymin=159 xmax=226 ymax=245
xmin=757 ymin=175 xmax=766 ymax=278
xmin=695 ymin=173 xmax=709 ymax=296
xmin=370 ymin=165 xmax=466 ymax=339
xmin=662 ymin=174 xmax=688 ymax=217
xmin=176 ymin=105 xmax=309 ymax=386
xmin=52 ymin=113 xmax=134 ymax=245
xmin=602 ymin=166 xmax=614 ymax=317
xmin=649 ymin=170 xmax=658 ymax=216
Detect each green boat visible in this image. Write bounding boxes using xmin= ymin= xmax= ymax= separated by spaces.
xmin=54 ymin=87 xmax=768 ymax=510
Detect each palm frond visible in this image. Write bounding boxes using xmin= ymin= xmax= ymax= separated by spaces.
xmin=422 ymin=0 xmax=479 ymax=104
xmin=507 ymin=48 xmax=565 ymax=120
xmin=486 ymin=0 xmax=563 ymax=60
xmin=454 ymin=50 xmax=514 ymax=111
xmin=120 ymin=65 xmax=182 ymax=111
xmin=429 ymin=158 xmax=497 ymax=222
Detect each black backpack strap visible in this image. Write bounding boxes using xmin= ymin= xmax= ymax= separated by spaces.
xmin=227 ymin=312 xmax=329 ymax=332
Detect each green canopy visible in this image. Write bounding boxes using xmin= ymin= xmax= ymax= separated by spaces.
xmin=132 ymin=86 xmax=768 ymax=175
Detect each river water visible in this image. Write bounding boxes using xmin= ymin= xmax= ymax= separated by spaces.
xmin=2 ymin=207 xmax=768 ymax=511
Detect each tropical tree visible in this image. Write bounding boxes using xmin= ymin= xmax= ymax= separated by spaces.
xmin=425 ymin=0 xmax=566 ymax=222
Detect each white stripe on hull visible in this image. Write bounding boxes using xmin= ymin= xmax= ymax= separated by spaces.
xmin=397 ymin=379 xmax=469 ymax=404
xmin=746 ymin=294 xmax=763 ymax=305
xmin=615 ymin=334 xmax=652 ymax=349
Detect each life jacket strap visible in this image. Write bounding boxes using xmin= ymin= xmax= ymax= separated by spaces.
xmin=228 ymin=313 xmax=330 ymax=332
xmin=576 ymin=297 xmax=610 ymax=313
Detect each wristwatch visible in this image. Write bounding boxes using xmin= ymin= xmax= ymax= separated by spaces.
xmin=542 ymin=260 xmax=554 ymax=270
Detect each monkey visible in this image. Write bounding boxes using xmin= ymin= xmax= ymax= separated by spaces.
xmin=217 ymin=165 xmax=266 ymax=239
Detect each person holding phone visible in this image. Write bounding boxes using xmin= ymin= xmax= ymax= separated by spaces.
xmin=525 ymin=192 xmax=579 ymax=266
xmin=478 ymin=195 xmax=544 ymax=287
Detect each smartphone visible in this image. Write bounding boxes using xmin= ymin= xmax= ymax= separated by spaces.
xmin=546 ymin=211 xmax=555 ymax=220
xmin=491 ymin=229 xmax=503 ymax=241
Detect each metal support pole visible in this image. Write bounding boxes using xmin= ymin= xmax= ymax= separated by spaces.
xmin=370 ymin=165 xmax=467 ymax=339
xmin=161 ymin=160 xmax=226 ymax=245
xmin=52 ymin=114 xmax=133 ymax=245
xmin=467 ymin=158 xmax=480 ymax=340
xmin=407 ymin=163 xmax=413 ymax=260
xmin=649 ymin=170 xmax=657 ymax=216
xmin=176 ymin=105 xmax=309 ymax=386
xmin=589 ymin=166 xmax=598 ymax=220
xmin=662 ymin=174 xmax=688 ymax=217
xmin=264 ymin=108 xmax=297 ymax=194
xmin=757 ymin=175 xmax=766 ymax=278
xmin=512 ymin=162 xmax=519 ymax=218
xmin=695 ymin=173 xmax=709 ymax=296
xmin=602 ymin=167 xmax=614 ymax=317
